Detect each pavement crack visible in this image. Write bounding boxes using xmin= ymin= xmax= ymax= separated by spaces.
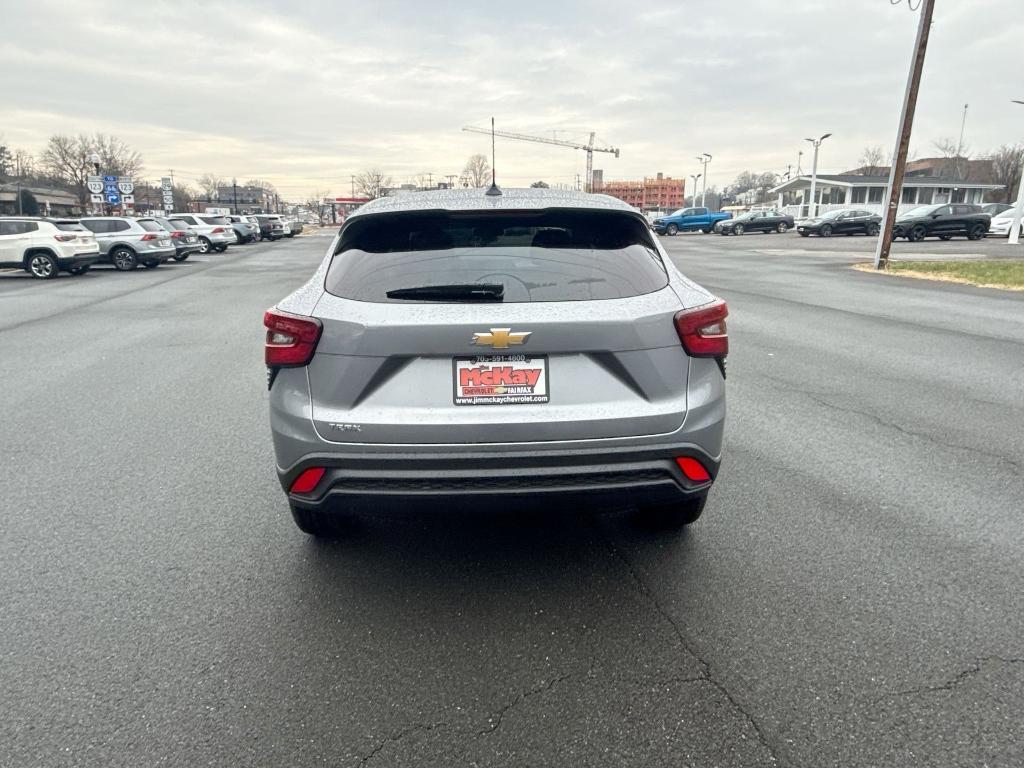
xmin=800 ymin=391 xmax=1024 ymax=472
xmin=599 ymin=533 xmax=784 ymax=766
xmin=358 ymin=721 xmax=448 ymax=765
xmin=476 ymin=674 xmax=571 ymax=737
xmin=888 ymin=656 xmax=1024 ymax=699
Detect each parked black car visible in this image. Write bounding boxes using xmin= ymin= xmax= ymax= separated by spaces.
xmin=892 ymin=203 xmax=990 ymax=241
xmin=153 ymin=216 xmax=203 ymax=261
xmin=716 ymin=209 xmax=795 ymax=235
xmin=797 ymin=209 xmax=881 ymax=237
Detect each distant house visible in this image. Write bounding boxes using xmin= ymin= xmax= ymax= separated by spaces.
xmin=0 ymin=184 xmax=82 ymax=216
xmin=770 ymin=174 xmax=1002 ymax=218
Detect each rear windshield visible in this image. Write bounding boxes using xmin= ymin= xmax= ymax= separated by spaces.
xmin=168 ymin=219 xmax=190 ymax=229
xmin=138 ymin=219 xmax=164 ymax=232
xmin=199 ymin=216 xmax=229 ymax=225
xmin=326 ymin=210 xmax=666 ymax=303
xmin=55 ymin=222 xmax=86 ymax=232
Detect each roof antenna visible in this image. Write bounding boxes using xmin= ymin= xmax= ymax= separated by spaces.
xmin=485 ymin=116 xmax=502 ymax=196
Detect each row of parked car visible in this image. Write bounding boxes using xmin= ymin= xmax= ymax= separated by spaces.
xmin=0 ymin=212 xmax=304 ymax=279
xmin=650 ymin=202 xmax=1020 ymax=242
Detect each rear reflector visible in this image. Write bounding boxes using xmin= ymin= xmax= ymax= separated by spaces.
xmin=290 ymin=467 xmax=325 ymax=494
xmin=264 ymin=309 xmax=322 ymax=367
xmin=674 ymin=300 xmax=729 ymax=358
xmin=676 ymin=457 xmax=712 ymax=483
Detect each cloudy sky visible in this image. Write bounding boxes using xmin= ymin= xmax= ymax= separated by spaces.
xmin=2 ymin=0 xmax=1022 ymax=198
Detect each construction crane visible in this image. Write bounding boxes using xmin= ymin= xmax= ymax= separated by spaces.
xmin=462 ymin=125 xmax=620 ymax=192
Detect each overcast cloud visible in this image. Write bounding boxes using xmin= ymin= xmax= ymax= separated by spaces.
xmin=1 ymin=0 xmax=1021 ymax=197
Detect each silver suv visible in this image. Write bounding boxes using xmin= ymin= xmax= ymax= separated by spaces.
xmin=0 ymin=217 xmax=100 ymax=278
xmin=168 ymin=213 xmax=236 ymax=253
xmin=78 ymin=217 xmax=176 ymax=270
xmin=266 ymin=188 xmax=728 ymax=537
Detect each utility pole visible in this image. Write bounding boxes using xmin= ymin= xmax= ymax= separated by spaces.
xmin=690 ymin=174 xmax=702 ymax=206
xmin=232 ymin=177 xmax=238 ymax=215
xmin=805 ymin=133 xmax=832 ymax=218
xmin=796 ymin=150 xmax=803 ymax=176
xmin=696 ymin=154 xmax=711 ymax=207
xmin=874 ymin=0 xmax=936 ymax=269
xmin=955 ymin=103 xmax=969 ymax=180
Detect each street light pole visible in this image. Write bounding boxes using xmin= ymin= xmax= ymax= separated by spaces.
xmin=232 ymin=178 xmax=238 ymax=215
xmin=873 ymin=0 xmax=935 ymax=269
xmin=690 ymin=174 xmax=702 ymax=206
xmin=696 ymin=153 xmax=712 ymax=207
xmin=805 ymin=133 xmax=831 ymax=218
xmin=1008 ymin=100 xmax=1024 ymax=246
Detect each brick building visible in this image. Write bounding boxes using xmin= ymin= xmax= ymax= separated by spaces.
xmin=592 ymin=172 xmax=685 ymax=211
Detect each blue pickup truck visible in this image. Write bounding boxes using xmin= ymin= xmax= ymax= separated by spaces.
xmin=651 ymin=207 xmax=732 ymax=235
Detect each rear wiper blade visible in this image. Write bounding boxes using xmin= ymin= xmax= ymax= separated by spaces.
xmin=385 ymin=283 xmax=504 ymax=301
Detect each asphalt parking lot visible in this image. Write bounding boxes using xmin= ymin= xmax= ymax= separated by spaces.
xmin=2 ymin=231 xmax=1023 ymax=767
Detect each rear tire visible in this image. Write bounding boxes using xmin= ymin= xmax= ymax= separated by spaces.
xmin=213 ymin=244 xmax=228 ymax=252
xmin=866 ymin=223 xmax=880 ymax=236
xmin=702 ymin=226 xmax=714 ymax=233
xmin=799 ymin=231 xmax=810 ymax=237
xmin=967 ymin=224 xmax=987 ymax=241
xmin=198 ymin=237 xmax=212 ymax=254
xmin=27 ymin=252 xmax=59 ymax=279
xmin=938 ymin=234 xmax=952 ymax=241
xmin=909 ymin=225 xmax=927 ymax=242
xmin=111 ymin=247 xmax=137 ymax=271
xmin=143 ymin=260 xmax=160 ymax=268
xmin=290 ymin=504 xmax=340 ymax=537
xmin=172 ymin=252 xmax=190 ymax=262
xmin=634 ymin=496 xmax=707 ymax=530
xmin=68 ymin=264 xmax=90 ymax=275
xmin=666 ymin=223 xmax=679 ymax=236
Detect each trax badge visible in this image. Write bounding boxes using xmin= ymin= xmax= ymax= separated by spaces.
xmin=471 ymin=328 xmax=532 ymax=349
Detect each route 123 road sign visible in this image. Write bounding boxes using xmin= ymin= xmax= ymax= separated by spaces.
xmin=161 ymin=177 xmax=172 ymax=192
xmin=117 ymin=177 xmax=134 ymax=195
xmin=87 ymin=176 xmax=104 ymax=194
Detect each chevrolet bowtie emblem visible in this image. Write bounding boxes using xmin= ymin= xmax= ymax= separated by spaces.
xmin=472 ymin=328 xmax=532 ymax=349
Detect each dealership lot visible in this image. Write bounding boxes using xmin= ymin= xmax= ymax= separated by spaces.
xmin=2 ymin=234 xmax=1023 ymax=766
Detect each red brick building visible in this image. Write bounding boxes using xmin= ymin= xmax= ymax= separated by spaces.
xmin=592 ymin=172 xmax=685 ymax=211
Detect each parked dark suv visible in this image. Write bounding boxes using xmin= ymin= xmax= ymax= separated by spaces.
xmin=892 ymin=203 xmax=990 ymax=241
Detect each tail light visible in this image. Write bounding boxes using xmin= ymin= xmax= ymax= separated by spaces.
xmin=171 ymin=231 xmax=185 ymax=239
xmin=212 ymin=227 xmax=225 ymax=234
xmin=54 ymin=234 xmax=78 ymax=242
xmin=140 ymin=233 xmax=158 ymax=241
xmin=676 ymin=456 xmax=712 ymax=483
xmin=674 ymin=299 xmax=728 ymax=358
xmin=290 ymin=467 xmax=325 ymax=494
xmin=264 ymin=308 xmax=322 ymax=367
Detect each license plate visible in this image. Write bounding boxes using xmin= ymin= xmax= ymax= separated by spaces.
xmin=187 ymin=236 xmax=196 ymax=243
xmin=453 ymin=355 xmax=549 ymax=406
xmin=159 ymin=239 xmax=171 ymax=246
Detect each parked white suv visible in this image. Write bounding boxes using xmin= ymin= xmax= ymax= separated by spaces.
xmin=0 ymin=217 xmax=100 ymax=279
xmin=169 ymin=213 xmax=235 ymax=253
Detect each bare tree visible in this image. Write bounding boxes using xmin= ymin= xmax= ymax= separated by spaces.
xmin=40 ymin=135 xmax=92 ymax=202
xmin=0 ymin=141 xmax=11 ymax=177
xmin=13 ymin=149 xmax=36 ymax=179
xmin=932 ymin=136 xmax=970 ymax=179
xmin=354 ymin=169 xmax=393 ymax=199
xmin=986 ymin=144 xmax=1024 ymax=204
xmin=40 ymin=133 xmax=143 ymax=203
xmin=196 ymin=174 xmax=225 ymax=200
xmin=463 ymin=154 xmax=491 ymax=188
xmin=858 ymin=145 xmax=888 ymax=175
xmin=304 ymin=190 xmax=331 ymax=224
xmin=92 ymin=133 xmax=143 ymax=177
xmin=244 ymin=179 xmax=278 ymax=195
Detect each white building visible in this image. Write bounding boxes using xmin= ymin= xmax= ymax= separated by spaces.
xmin=771 ymin=174 xmax=1003 ymax=218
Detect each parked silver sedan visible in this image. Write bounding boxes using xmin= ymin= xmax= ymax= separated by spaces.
xmin=266 ymin=188 xmax=728 ymax=536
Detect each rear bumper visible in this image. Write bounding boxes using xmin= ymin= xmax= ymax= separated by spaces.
xmin=281 ymin=447 xmax=718 ymax=514
xmin=57 ymin=253 xmax=100 ymax=268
